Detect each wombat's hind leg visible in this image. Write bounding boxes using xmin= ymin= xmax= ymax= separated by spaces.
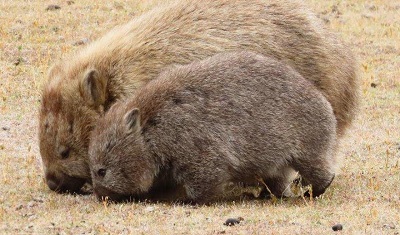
xmin=261 ymin=177 xmax=293 ymax=198
xmin=184 ymin=183 xmax=224 ymax=204
xmin=182 ymin=174 xmax=229 ymax=204
xmin=261 ymin=168 xmax=296 ymax=198
xmin=294 ymin=161 xmax=336 ymax=197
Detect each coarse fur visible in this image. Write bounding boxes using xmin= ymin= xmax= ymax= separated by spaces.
xmin=39 ymin=0 xmax=357 ymax=192
xmin=89 ymin=52 xmax=338 ymax=203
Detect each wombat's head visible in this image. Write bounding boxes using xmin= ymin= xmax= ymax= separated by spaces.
xmin=89 ymin=106 xmax=156 ymax=202
xmin=39 ymin=64 xmax=107 ymax=193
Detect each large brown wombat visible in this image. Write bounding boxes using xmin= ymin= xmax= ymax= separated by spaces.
xmin=89 ymin=52 xmax=338 ymax=203
xmin=39 ymin=0 xmax=356 ymax=193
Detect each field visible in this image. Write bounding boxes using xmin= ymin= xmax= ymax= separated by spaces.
xmin=0 ymin=0 xmax=399 ymax=234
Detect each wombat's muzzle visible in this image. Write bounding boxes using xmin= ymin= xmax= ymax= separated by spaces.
xmin=46 ymin=172 xmax=86 ymax=194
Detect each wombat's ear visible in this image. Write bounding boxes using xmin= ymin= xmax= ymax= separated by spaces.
xmin=124 ymin=108 xmax=141 ymax=132
xmin=80 ymin=69 xmax=107 ymax=108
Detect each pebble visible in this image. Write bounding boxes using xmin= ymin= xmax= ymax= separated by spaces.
xmin=14 ymin=58 xmax=23 ymax=66
xmin=27 ymin=201 xmax=37 ymax=208
xmin=144 ymin=206 xmax=155 ymax=212
xmin=362 ymin=14 xmax=374 ymax=19
xmin=46 ymin=5 xmax=61 ymax=11
xmin=383 ymin=223 xmax=396 ymax=229
xmin=33 ymin=198 xmax=44 ymax=203
xmin=223 ymin=217 xmax=244 ymax=226
xmin=73 ymin=38 xmax=90 ymax=46
xmin=332 ymin=224 xmax=343 ymax=231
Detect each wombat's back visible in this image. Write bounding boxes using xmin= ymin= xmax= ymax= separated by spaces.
xmin=135 ymin=51 xmax=336 ymax=181
xmin=78 ymin=0 xmax=356 ymax=135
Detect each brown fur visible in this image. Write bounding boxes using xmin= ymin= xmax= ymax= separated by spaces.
xmin=89 ymin=52 xmax=337 ymax=203
xmin=39 ymin=0 xmax=357 ymax=192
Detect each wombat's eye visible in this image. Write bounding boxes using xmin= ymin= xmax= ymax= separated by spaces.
xmin=60 ymin=147 xmax=70 ymax=159
xmin=98 ymin=168 xmax=106 ymax=177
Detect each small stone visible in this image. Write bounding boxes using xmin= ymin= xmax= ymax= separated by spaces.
xmin=369 ymin=5 xmax=377 ymax=10
xmin=14 ymin=58 xmax=22 ymax=66
xmin=144 ymin=206 xmax=154 ymax=212
xmin=383 ymin=223 xmax=395 ymax=229
xmin=370 ymin=83 xmax=378 ymax=88
xmin=14 ymin=57 xmax=27 ymax=66
xmin=2 ymin=126 xmax=10 ymax=131
xmin=33 ymin=198 xmax=44 ymax=203
xmin=367 ymin=4 xmax=378 ymax=11
xmin=15 ymin=205 xmax=23 ymax=210
xmin=52 ymin=26 xmax=60 ymax=32
xmin=321 ymin=16 xmax=330 ymax=24
xmin=73 ymin=38 xmax=90 ymax=46
xmin=113 ymin=2 xmax=124 ymax=10
xmin=46 ymin=5 xmax=61 ymax=11
xmin=362 ymin=14 xmax=374 ymax=19
xmin=27 ymin=201 xmax=39 ymax=208
xmin=223 ymin=217 xmax=243 ymax=226
xmin=331 ymin=5 xmax=341 ymax=15
xmin=331 ymin=5 xmax=338 ymax=12
xmin=332 ymin=224 xmax=343 ymax=231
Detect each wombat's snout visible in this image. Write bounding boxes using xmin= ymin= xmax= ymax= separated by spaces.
xmin=46 ymin=178 xmax=59 ymax=191
xmin=45 ymin=172 xmax=86 ymax=194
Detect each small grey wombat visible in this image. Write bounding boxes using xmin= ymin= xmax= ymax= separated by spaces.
xmin=89 ymin=51 xmax=337 ymax=203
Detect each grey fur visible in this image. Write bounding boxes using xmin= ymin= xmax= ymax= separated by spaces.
xmin=89 ymin=52 xmax=337 ymax=203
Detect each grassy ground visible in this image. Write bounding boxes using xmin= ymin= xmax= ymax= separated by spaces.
xmin=0 ymin=0 xmax=399 ymax=234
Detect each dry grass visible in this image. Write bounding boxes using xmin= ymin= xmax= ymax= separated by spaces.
xmin=0 ymin=0 xmax=399 ymax=234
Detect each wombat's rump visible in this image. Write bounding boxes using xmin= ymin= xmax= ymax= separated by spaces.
xmin=89 ymin=52 xmax=338 ymax=203
xmin=39 ymin=0 xmax=356 ymax=193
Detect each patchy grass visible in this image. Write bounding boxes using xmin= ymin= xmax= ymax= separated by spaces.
xmin=0 ymin=0 xmax=399 ymax=234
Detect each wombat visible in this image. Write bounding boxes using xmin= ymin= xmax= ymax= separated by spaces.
xmin=39 ymin=0 xmax=356 ymax=193
xmin=89 ymin=52 xmax=338 ymax=203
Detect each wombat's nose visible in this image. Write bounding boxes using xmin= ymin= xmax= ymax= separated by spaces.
xmin=45 ymin=172 xmax=86 ymax=193
xmin=46 ymin=178 xmax=59 ymax=191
